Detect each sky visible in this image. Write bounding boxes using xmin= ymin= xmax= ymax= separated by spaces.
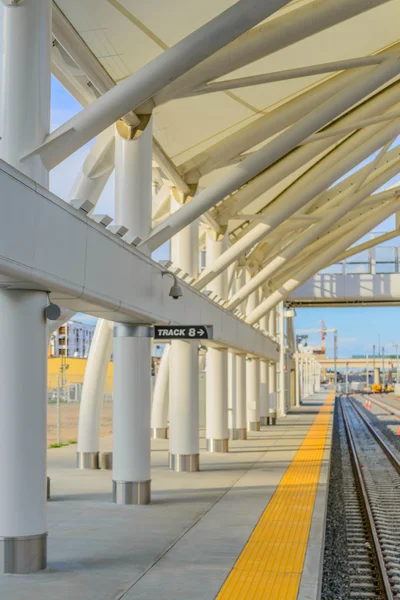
xmin=48 ymin=77 xmax=400 ymax=359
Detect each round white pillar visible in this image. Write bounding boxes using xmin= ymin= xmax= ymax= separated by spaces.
xmin=259 ymin=314 xmax=269 ymax=426
xmin=228 ymin=352 xmax=246 ymax=439
xmin=246 ymin=357 xmax=260 ymax=431
xmin=115 ymin=118 xmax=153 ymax=242
xmin=0 ymin=290 xmax=48 ymax=573
xmin=246 ymin=288 xmax=260 ymax=430
xmin=0 ymin=0 xmax=51 ymax=186
xmin=169 ymin=340 xmax=199 ymax=471
xmin=169 ymin=191 xmax=200 ymax=470
xmin=113 ymin=326 xmax=152 ymax=505
xmin=77 ymin=319 xmax=113 ymax=468
xmin=0 ymin=0 xmax=51 ymax=574
xmin=232 ymin=355 xmax=247 ymax=438
xmin=260 ymin=360 xmax=269 ymax=426
xmin=205 ymin=231 xmax=229 ymax=452
xmin=112 ymin=118 xmax=153 ymax=504
xmin=295 ymin=356 xmax=301 ymax=407
xmin=278 ymin=305 xmax=287 ymax=417
xmin=268 ymin=362 xmax=278 ymax=425
xmin=206 ymin=347 xmax=228 ymax=452
xmin=151 ymin=344 xmax=170 ymax=439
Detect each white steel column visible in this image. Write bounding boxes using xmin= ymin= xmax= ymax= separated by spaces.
xmin=295 ymin=355 xmax=301 ymax=407
xmin=206 ymin=347 xmax=229 ymax=452
xmin=112 ymin=117 xmax=153 ymax=504
xmin=268 ymin=362 xmax=278 ymax=425
xmin=0 ymin=291 xmax=48 ymax=574
xmin=151 ymin=345 xmax=170 ymax=439
xmin=246 ymin=287 xmax=260 ymax=431
xmin=169 ymin=340 xmax=199 ymax=471
xmin=246 ymin=357 xmax=260 ymax=431
xmin=77 ymin=319 xmax=113 ymax=468
xmin=268 ymin=309 xmax=278 ymax=425
xmin=0 ymin=0 xmax=51 ymax=573
xmin=260 ymin=314 xmax=269 ymax=425
xmin=278 ymin=305 xmax=287 ymax=417
xmin=113 ymin=326 xmax=152 ymax=505
xmin=230 ymin=354 xmax=247 ymax=439
xmin=169 ymin=190 xmax=200 ymax=471
xmin=260 ymin=360 xmax=269 ymax=426
xmin=0 ymin=0 xmax=51 ymax=187
xmin=206 ymin=231 xmax=229 ymax=452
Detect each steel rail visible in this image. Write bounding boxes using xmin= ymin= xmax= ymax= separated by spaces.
xmin=351 ymin=396 xmax=400 ymax=473
xmin=340 ymin=397 xmax=393 ymax=600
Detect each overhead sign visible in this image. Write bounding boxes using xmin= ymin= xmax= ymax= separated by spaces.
xmin=154 ymin=325 xmax=213 ymax=340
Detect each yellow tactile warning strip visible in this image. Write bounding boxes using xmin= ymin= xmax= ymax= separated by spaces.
xmin=217 ymin=392 xmax=334 ymax=600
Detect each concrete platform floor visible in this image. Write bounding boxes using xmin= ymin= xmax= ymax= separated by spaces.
xmin=0 ymin=394 xmax=331 ymax=600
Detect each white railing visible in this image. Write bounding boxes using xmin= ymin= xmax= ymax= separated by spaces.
xmin=320 ymin=245 xmax=400 ymax=276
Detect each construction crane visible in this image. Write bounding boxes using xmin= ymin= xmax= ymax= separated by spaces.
xmin=297 ymin=321 xmax=327 ymax=355
xmin=319 ymin=320 xmax=326 ymax=355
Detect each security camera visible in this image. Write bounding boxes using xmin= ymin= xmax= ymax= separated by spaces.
xmin=162 ymin=271 xmax=183 ymax=300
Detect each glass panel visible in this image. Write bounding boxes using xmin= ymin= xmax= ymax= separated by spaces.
xmin=319 ymin=264 xmax=343 ymax=275
xmin=347 ymin=250 xmax=369 ymax=263
xmin=376 ymin=263 xmax=396 ymax=273
xmin=345 ymin=263 xmax=370 ymax=274
xmin=375 ymin=246 xmax=395 ymax=261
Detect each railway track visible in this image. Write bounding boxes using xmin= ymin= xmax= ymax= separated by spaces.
xmin=340 ymin=395 xmax=400 ymax=599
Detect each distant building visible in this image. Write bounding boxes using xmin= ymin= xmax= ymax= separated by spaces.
xmin=50 ymin=320 xmax=96 ymax=358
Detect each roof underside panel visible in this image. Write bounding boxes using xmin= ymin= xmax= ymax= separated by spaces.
xmin=54 ymin=0 xmax=400 ymax=166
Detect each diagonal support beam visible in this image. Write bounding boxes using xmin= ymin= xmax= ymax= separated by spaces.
xmin=247 ymin=199 xmax=400 ymax=323
xmin=185 ymin=55 xmax=390 ymax=96
xmin=193 ymin=114 xmax=400 ymax=290
xmin=213 ymin=82 xmax=400 ymax=228
xmin=26 ymin=0 xmax=291 ymax=170
xmin=141 ymin=57 xmax=400 ymax=256
xmin=303 ymin=109 xmax=400 ymax=145
xmin=155 ymin=0 xmax=394 ymax=104
xmin=226 ymin=161 xmax=400 ymax=311
xmin=335 ymin=229 xmax=400 ymax=263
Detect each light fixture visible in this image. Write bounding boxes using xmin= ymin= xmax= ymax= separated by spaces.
xmin=162 ymin=271 xmax=183 ymax=300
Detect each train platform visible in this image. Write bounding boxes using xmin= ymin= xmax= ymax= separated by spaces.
xmin=0 ymin=392 xmax=333 ymax=600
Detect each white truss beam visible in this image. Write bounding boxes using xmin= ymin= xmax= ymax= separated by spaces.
xmin=268 ymin=190 xmax=400 ymax=286
xmin=213 ymin=81 xmax=400 ymax=229
xmin=335 ymin=230 xmax=400 ymax=263
xmin=247 ymin=199 xmax=400 ymax=323
xmin=186 ymin=55 xmax=389 ymax=96
xmin=68 ymin=126 xmax=115 ymax=208
xmin=26 ymin=0 xmax=290 ymax=170
xmin=142 ymin=58 xmax=400 ymax=256
xmin=152 ymin=139 xmax=190 ymax=196
xmin=226 ymin=159 xmax=400 ymax=311
xmin=181 ymin=55 xmax=399 ymax=183
xmin=303 ymin=109 xmax=400 ymax=145
xmin=195 ymin=95 xmax=400 ymax=292
xmin=155 ymin=0 xmax=393 ymax=104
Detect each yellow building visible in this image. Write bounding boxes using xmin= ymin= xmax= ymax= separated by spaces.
xmin=48 ymin=357 xmax=114 ymax=395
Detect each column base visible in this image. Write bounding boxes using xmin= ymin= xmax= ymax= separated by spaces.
xmin=0 ymin=533 xmax=47 ymax=574
xmin=151 ymin=427 xmax=168 ymax=439
xmin=169 ymin=453 xmax=199 ymax=472
xmin=229 ymin=428 xmax=247 ymax=440
xmin=260 ymin=416 xmax=269 ymax=426
xmin=247 ymin=421 xmax=260 ymax=432
xmin=112 ymin=480 xmax=151 ymax=505
xmin=76 ymin=451 xmax=99 ymax=470
xmin=206 ymin=438 xmax=228 ymax=453
xmin=100 ymin=452 xmax=113 ymax=470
